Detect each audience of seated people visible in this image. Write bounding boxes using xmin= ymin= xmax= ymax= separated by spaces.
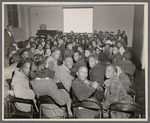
xmin=4 ymin=29 xmax=138 ymax=119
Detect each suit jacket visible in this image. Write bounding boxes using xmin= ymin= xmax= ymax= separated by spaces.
xmin=112 ymin=52 xmax=122 ymax=64
xmin=71 ymin=77 xmax=98 ymax=118
xmin=115 ymin=60 xmax=136 ymax=76
xmin=58 ymin=44 xmax=66 ymax=61
xmin=4 ymin=29 xmax=15 ymax=46
xmin=89 ymin=62 xmax=105 ymax=85
xmin=4 ymin=29 xmax=15 ymax=56
xmin=71 ymin=57 xmax=86 ymax=77
xmin=118 ymin=72 xmax=132 ymax=91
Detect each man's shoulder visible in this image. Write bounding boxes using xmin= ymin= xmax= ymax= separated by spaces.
xmin=93 ymin=62 xmax=104 ymax=70
xmin=119 ymin=72 xmax=129 ymax=80
xmin=116 ymin=52 xmax=122 ymax=56
xmin=120 ymin=60 xmax=135 ymax=66
xmin=72 ymin=78 xmax=81 ymax=85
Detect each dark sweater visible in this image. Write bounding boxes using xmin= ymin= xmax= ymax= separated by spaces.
xmin=89 ymin=62 xmax=105 ymax=85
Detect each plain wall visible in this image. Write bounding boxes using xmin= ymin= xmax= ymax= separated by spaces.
xmin=4 ymin=5 xmax=135 ymax=47
xmin=93 ymin=5 xmax=134 ymax=47
xmin=30 ymin=7 xmax=63 ymax=36
xmin=132 ymin=5 xmax=145 ymax=69
xmin=29 ymin=5 xmax=134 ymax=47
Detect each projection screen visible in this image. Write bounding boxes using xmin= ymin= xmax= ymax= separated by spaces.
xmin=63 ymin=8 xmax=93 ymax=33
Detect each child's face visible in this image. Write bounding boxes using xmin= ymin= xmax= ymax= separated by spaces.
xmin=26 ymin=42 xmax=30 ymax=49
xmin=85 ymin=50 xmax=91 ymax=58
xmin=23 ymin=51 xmax=29 ymax=58
xmin=54 ymin=41 xmax=58 ymax=45
xmin=112 ymin=47 xmax=119 ymax=55
xmin=41 ymin=41 xmax=45 ymax=47
xmin=96 ymin=49 xmax=100 ymax=55
xmin=45 ymin=49 xmax=51 ymax=56
xmin=35 ymin=40 xmax=38 ymax=44
xmin=9 ymin=50 xmax=17 ymax=58
xmin=58 ymin=40 xmax=63 ymax=45
xmin=64 ymin=57 xmax=73 ymax=70
xmin=22 ymin=62 xmax=31 ymax=76
xmin=72 ymin=41 xmax=76 ymax=46
xmin=86 ymin=39 xmax=89 ymax=44
xmin=117 ymin=42 xmax=122 ymax=48
xmin=92 ymin=41 xmax=96 ymax=47
xmin=54 ymin=50 xmax=60 ymax=60
xmin=97 ymin=41 xmax=102 ymax=46
xmin=77 ymin=67 xmax=88 ymax=81
xmin=82 ymin=40 xmax=85 ymax=44
xmin=77 ymin=47 xmax=83 ymax=53
xmin=75 ymin=39 xmax=79 ymax=43
xmin=105 ymin=66 xmax=116 ymax=79
xmin=32 ymin=43 xmax=36 ymax=49
xmin=30 ymin=38 xmax=34 ymax=42
xmin=38 ymin=44 xmax=43 ymax=50
xmin=30 ymin=47 xmax=35 ymax=54
xmin=68 ymin=43 xmax=73 ymax=50
xmin=112 ymin=41 xmax=116 ymax=45
xmin=94 ymin=30 xmax=97 ymax=34
xmin=118 ymin=36 xmax=122 ymax=41
xmin=89 ymin=57 xmax=97 ymax=68
xmin=45 ymin=44 xmax=50 ymax=49
xmin=74 ymin=52 xmax=80 ymax=62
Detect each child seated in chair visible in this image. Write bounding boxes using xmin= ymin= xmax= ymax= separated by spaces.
xmin=11 ymin=58 xmax=36 ymax=112
xmin=35 ymin=43 xmax=44 ymax=55
xmin=4 ymin=53 xmax=21 ymax=97
xmin=30 ymin=61 xmax=69 ymax=118
xmin=115 ymin=51 xmax=136 ymax=76
xmin=112 ymin=45 xmax=122 ymax=64
xmin=102 ymin=64 xmax=134 ymax=118
xmin=45 ymin=49 xmax=61 ymax=74
xmin=44 ymin=48 xmax=51 ymax=61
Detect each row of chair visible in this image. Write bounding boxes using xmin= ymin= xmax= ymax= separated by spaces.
xmin=4 ymin=94 xmax=142 ymax=119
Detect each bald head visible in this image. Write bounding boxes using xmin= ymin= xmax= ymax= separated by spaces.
xmin=105 ymin=65 xmax=118 ymax=78
xmin=77 ymin=66 xmax=88 ymax=81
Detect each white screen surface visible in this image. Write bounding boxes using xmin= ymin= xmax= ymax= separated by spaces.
xmin=63 ymin=8 xmax=93 ymax=33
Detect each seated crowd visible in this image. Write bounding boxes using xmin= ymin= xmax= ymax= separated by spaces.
xmin=4 ymin=29 xmax=137 ymax=119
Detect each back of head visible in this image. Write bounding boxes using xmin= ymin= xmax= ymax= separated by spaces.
xmin=17 ymin=57 xmax=32 ymax=69
xmin=11 ymin=53 xmax=21 ymax=63
xmin=30 ymin=61 xmax=47 ymax=79
xmin=66 ymin=41 xmax=72 ymax=48
xmin=85 ymin=48 xmax=92 ymax=53
xmin=123 ymin=51 xmax=131 ymax=60
xmin=89 ymin=54 xmax=99 ymax=61
xmin=23 ymin=40 xmax=30 ymax=48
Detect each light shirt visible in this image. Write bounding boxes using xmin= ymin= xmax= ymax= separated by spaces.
xmin=7 ymin=31 xmax=11 ymax=37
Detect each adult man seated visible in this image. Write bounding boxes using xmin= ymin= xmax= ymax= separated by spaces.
xmin=72 ymin=66 xmax=100 ymax=118
xmin=54 ymin=54 xmax=74 ymax=117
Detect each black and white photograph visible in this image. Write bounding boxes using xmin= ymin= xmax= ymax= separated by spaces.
xmin=2 ymin=2 xmax=148 ymax=121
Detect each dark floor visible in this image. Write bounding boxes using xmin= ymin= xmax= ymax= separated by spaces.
xmin=129 ymin=48 xmax=146 ymax=118
xmin=134 ymin=67 xmax=145 ymax=118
